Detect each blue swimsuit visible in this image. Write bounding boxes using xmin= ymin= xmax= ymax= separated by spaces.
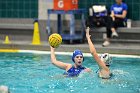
xmin=63 ymin=66 xmax=86 ymax=77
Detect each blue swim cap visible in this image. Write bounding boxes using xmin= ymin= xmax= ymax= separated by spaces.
xmin=72 ymin=49 xmax=84 ymax=62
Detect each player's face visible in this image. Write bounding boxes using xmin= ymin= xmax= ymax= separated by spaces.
xmin=74 ymin=55 xmax=83 ymax=66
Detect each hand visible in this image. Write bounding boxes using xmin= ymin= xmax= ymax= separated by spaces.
xmin=110 ymin=15 xmax=115 ymax=21
xmin=85 ymin=27 xmax=91 ymax=38
xmin=50 ymin=46 xmax=55 ymax=51
xmin=114 ymin=14 xmax=119 ymax=18
xmin=84 ymin=68 xmax=91 ymax=72
xmin=110 ymin=14 xmax=114 ymax=18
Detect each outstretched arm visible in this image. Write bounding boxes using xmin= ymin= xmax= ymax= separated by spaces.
xmin=85 ymin=27 xmax=109 ymax=71
xmin=50 ymin=46 xmax=71 ymax=70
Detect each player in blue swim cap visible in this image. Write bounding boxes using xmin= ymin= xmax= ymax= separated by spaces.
xmin=72 ymin=49 xmax=84 ymax=62
xmin=86 ymin=27 xmax=112 ymax=79
xmin=50 ymin=47 xmax=91 ymax=77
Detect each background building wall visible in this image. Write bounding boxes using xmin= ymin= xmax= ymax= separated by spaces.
xmin=0 ymin=0 xmax=139 ymax=20
xmin=0 ymin=0 xmax=38 ymax=18
xmin=38 ymin=0 xmax=53 ymax=20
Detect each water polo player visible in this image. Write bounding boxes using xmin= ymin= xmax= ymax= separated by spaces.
xmin=50 ymin=46 xmax=91 ymax=77
xmin=86 ymin=27 xmax=112 ymax=79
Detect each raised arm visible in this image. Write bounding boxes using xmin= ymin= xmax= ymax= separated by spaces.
xmin=85 ymin=27 xmax=109 ymax=71
xmin=50 ymin=46 xmax=71 ymax=70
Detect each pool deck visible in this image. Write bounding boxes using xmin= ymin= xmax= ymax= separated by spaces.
xmin=0 ymin=42 xmax=140 ymax=56
xmin=0 ymin=19 xmax=140 ymax=56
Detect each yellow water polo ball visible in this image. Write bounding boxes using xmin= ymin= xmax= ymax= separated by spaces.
xmin=49 ymin=33 xmax=62 ymax=48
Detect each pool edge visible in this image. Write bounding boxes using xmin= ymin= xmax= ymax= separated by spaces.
xmin=19 ymin=50 xmax=140 ymax=58
xmin=0 ymin=49 xmax=140 ymax=58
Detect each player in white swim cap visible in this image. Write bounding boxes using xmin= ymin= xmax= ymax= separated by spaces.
xmin=100 ymin=53 xmax=112 ymax=66
xmin=86 ymin=27 xmax=113 ymax=79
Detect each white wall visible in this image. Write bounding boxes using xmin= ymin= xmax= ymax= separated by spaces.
xmin=38 ymin=0 xmax=70 ymax=20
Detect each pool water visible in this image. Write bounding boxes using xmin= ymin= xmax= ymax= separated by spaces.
xmin=0 ymin=53 xmax=140 ymax=93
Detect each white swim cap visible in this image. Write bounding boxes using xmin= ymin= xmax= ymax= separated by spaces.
xmin=100 ymin=53 xmax=111 ymax=66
